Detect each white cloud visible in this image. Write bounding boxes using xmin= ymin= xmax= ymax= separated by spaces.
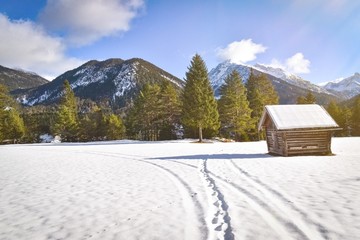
xmin=39 ymin=0 xmax=145 ymax=46
xmin=285 ymin=53 xmax=310 ymax=74
xmin=0 ymin=14 xmax=83 ymax=80
xmin=269 ymin=59 xmax=285 ymax=69
xmin=217 ymin=39 xmax=267 ymax=64
xmin=268 ymin=53 xmax=311 ymax=74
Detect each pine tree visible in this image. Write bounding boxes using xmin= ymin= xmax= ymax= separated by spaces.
xmin=1 ymin=109 xmax=26 ymax=142
xmin=297 ymin=91 xmax=316 ymax=104
xmin=246 ymin=70 xmax=278 ymax=139
xmin=218 ymin=70 xmax=253 ymax=141
xmin=341 ymin=107 xmax=352 ymax=136
xmin=52 ymin=80 xmax=79 ymax=142
xmin=158 ymin=81 xmax=181 ymax=140
xmin=78 ymin=107 xmax=104 ymax=141
xmin=126 ymin=83 xmax=162 ymax=140
xmin=22 ymin=105 xmax=57 ymax=143
xmin=0 ymin=84 xmax=26 ymax=143
xmin=181 ymin=54 xmax=219 ymax=142
xmin=105 ymin=114 xmax=126 ymax=140
xmin=351 ymin=97 xmax=360 ymax=136
xmin=326 ymin=101 xmax=343 ymax=136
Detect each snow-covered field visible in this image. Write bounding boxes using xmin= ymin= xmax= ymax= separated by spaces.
xmin=1 ymin=137 xmax=359 ymax=240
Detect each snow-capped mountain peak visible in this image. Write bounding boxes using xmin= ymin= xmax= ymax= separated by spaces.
xmin=208 ymin=60 xmax=343 ymax=104
xmin=253 ymin=63 xmax=292 ymax=79
xmin=253 ymin=63 xmax=329 ymax=94
xmin=209 ymin=61 xmax=251 ymax=96
xmin=209 ymin=61 xmax=332 ymax=99
xmin=323 ymin=73 xmax=360 ymax=98
xmin=16 ymin=58 xmax=184 ymax=107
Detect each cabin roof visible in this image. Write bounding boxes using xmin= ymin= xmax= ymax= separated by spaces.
xmin=258 ymin=104 xmax=339 ymax=131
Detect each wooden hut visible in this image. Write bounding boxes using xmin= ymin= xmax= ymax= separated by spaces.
xmin=258 ymin=104 xmax=340 ymax=156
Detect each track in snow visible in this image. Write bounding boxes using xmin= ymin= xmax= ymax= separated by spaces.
xmin=81 ymin=150 xmax=208 ymax=240
xmin=199 ymin=159 xmax=234 ymax=240
xmin=48 ymin=148 xmax=331 ymax=240
xmin=226 ymin=159 xmax=330 ymax=239
xmin=159 ymin=156 xmax=330 ymax=240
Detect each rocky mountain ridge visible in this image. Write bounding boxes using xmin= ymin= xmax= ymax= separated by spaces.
xmin=14 ymin=58 xmax=184 ymax=107
xmin=3 ymin=58 xmax=359 ymax=108
xmin=322 ymin=73 xmax=360 ymax=99
xmin=0 ymin=65 xmax=49 ymax=91
xmin=208 ymin=61 xmax=341 ymax=104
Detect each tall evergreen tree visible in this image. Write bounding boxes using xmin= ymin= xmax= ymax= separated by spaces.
xmin=105 ymin=114 xmax=126 ymax=140
xmin=22 ymin=106 xmax=57 ymax=142
xmin=158 ymin=81 xmax=181 ymax=139
xmin=341 ymin=107 xmax=352 ymax=136
xmin=126 ymin=83 xmax=162 ymax=140
xmin=351 ymin=97 xmax=360 ymax=136
xmin=327 ymin=101 xmax=343 ymax=136
xmin=79 ymin=107 xmax=106 ymax=141
xmin=0 ymin=84 xmax=25 ymax=143
xmin=52 ymin=80 xmax=79 ymax=142
xmin=218 ymin=70 xmax=253 ymax=141
xmin=181 ymin=54 xmax=219 ymax=142
xmin=297 ymin=91 xmax=316 ymax=104
xmin=246 ymin=70 xmax=278 ymax=139
xmin=1 ymin=107 xmax=26 ymax=143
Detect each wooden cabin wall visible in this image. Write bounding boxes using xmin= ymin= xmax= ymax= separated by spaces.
xmin=266 ymin=130 xmax=284 ymax=155
xmin=266 ymin=129 xmax=333 ymax=156
xmin=283 ymin=130 xmax=332 ymax=156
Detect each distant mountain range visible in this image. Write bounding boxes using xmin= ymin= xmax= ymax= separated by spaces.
xmin=12 ymin=58 xmax=184 ymax=107
xmin=0 ymin=65 xmax=48 ymax=91
xmin=2 ymin=58 xmax=359 ymax=108
xmin=208 ymin=61 xmax=340 ymax=104
xmin=321 ymin=73 xmax=360 ymax=99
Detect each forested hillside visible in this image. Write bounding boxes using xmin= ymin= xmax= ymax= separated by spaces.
xmin=1 ymin=56 xmax=359 ymax=144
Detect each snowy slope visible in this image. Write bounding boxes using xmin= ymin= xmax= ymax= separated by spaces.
xmin=209 ymin=60 xmax=251 ymax=95
xmin=1 ymin=138 xmax=359 ymax=240
xmin=209 ymin=61 xmax=250 ymax=92
xmin=209 ymin=61 xmax=339 ymax=104
xmin=322 ymin=73 xmax=360 ymax=98
xmin=17 ymin=58 xmax=184 ymax=107
xmin=209 ymin=61 xmax=333 ymax=97
xmin=253 ymin=63 xmax=330 ymax=94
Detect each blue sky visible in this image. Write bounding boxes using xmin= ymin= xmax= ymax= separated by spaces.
xmin=0 ymin=0 xmax=359 ymax=84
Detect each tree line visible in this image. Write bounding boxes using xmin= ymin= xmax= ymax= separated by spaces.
xmin=1 ymin=54 xmax=359 ymax=143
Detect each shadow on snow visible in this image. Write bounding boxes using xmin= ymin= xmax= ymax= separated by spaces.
xmin=150 ymin=153 xmax=273 ymax=161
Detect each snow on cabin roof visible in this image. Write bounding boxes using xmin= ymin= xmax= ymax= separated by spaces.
xmin=258 ymin=104 xmax=339 ymax=131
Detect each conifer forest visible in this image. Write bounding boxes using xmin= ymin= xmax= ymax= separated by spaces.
xmin=1 ymin=55 xmax=359 ymax=144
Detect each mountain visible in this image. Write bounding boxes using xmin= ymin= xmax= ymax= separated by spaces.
xmin=322 ymin=73 xmax=360 ymax=99
xmin=16 ymin=58 xmax=184 ymax=107
xmin=209 ymin=61 xmax=341 ymax=104
xmin=253 ymin=64 xmax=329 ymax=94
xmin=0 ymin=65 xmax=48 ymax=91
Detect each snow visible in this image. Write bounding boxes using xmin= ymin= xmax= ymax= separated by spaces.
xmin=160 ymin=74 xmax=184 ymax=88
xmin=39 ymin=134 xmax=53 ymax=143
xmin=318 ymin=77 xmax=345 ymax=87
xmin=0 ymin=138 xmax=359 ymax=240
xmin=260 ymin=104 xmax=339 ymax=130
xmin=113 ymin=63 xmax=137 ymax=98
xmin=209 ymin=61 xmax=335 ymax=98
xmin=18 ymin=95 xmax=29 ymax=105
xmin=323 ymin=73 xmax=360 ymax=99
xmin=26 ymin=90 xmax=53 ymax=106
xmin=253 ymin=64 xmax=331 ymax=94
xmin=209 ymin=61 xmax=251 ymax=95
